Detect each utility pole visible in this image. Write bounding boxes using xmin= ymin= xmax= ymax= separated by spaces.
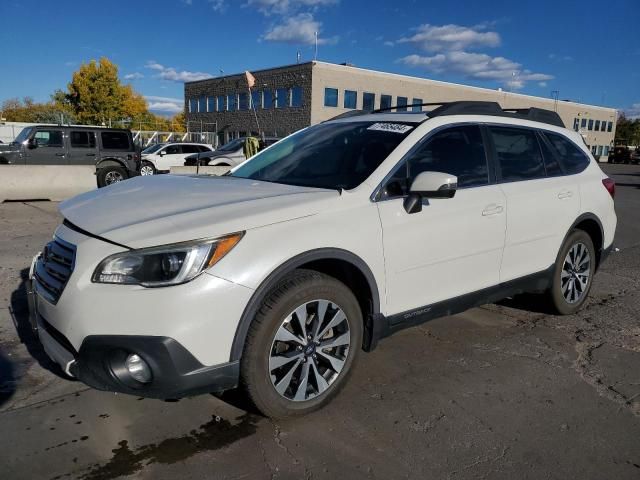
xmin=551 ymin=90 xmax=559 ymax=112
xmin=314 ymin=32 xmax=318 ymax=61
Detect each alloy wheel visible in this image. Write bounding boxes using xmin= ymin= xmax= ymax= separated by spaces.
xmin=104 ymin=171 xmax=124 ymax=184
xmin=561 ymin=242 xmax=591 ymax=304
xmin=269 ymin=299 xmax=351 ymax=402
xmin=140 ymin=165 xmax=154 ymax=176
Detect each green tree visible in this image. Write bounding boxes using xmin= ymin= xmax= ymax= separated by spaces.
xmin=615 ymin=115 xmax=640 ymax=146
xmin=2 ymin=97 xmax=76 ymax=123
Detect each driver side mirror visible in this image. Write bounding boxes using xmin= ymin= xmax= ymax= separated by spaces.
xmin=27 ymin=138 xmax=38 ymax=149
xmin=159 ymin=150 xmax=166 ymax=156
xmin=403 ymin=171 xmax=457 ymax=214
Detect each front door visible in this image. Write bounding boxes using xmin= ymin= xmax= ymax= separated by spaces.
xmin=26 ymin=128 xmax=67 ymax=165
xmin=156 ymin=144 xmax=184 ymax=171
xmin=376 ymin=124 xmax=506 ymax=315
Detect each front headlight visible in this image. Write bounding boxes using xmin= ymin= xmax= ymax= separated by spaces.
xmin=92 ymin=232 xmax=244 ymax=287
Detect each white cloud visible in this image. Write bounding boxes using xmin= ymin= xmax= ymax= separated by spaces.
xmin=145 ymin=61 xmax=213 ymax=82
xmin=209 ymin=0 xmax=225 ymax=11
xmin=399 ymin=51 xmax=553 ymax=89
xmin=398 ymin=23 xmax=500 ymax=53
xmin=182 ymin=0 xmax=192 ymax=5
xmin=263 ymin=13 xmax=337 ymax=45
xmin=124 ymin=72 xmax=144 ymax=80
xmin=538 ymin=81 xmax=548 ymax=87
xmin=383 ymin=41 xmax=394 ymax=47
xmin=623 ymin=103 xmax=640 ymax=119
xmin=247 ymin=0 xmax=337 ymax=15
xmin=145 ymin=96 xmax=184 ymax=114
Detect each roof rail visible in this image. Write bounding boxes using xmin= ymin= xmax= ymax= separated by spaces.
xmin=324 ymin=101 xmax=566 ymax=128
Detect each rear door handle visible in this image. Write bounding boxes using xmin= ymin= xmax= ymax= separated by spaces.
xmin=55 ymin=153 xmax=65 ymax=157
xmin=482 ymin=204 xmax=504 ymax=216
xmin=85 ymin=153 xmax=96 ymax=156
xmin=558 ymin=190 xmax=573 ymax=199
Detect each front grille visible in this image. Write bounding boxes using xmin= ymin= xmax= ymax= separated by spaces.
xmin=34 ymin=237 xmax=76 ymax=304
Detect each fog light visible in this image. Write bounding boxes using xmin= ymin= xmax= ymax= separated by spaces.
xmin=125 ymin=353 xmax=152 ymax=383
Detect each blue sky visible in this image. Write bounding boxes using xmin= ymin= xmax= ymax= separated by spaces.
xmin=1 ymin=0 xmax=638 ymax=117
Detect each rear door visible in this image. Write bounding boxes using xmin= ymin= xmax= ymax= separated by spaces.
xmin=26 ymin=128 xmax=67 ymax=164
xmin=66 ymin=130 xmax=98 ymax=165
xmin=490 ymin=126 xmax=579 ymax=282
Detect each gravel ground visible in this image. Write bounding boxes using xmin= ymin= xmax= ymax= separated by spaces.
xmin=0 ymin=164 xmax=638 ymax=480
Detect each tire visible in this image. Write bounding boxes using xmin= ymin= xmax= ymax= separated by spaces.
xmin=97 ymin=166 xmax=128 ymax=188
xmin=139 ymin=160 xmax=156 ymax=176
xmin=548 ymin=229 xmax=596 ymax=315
xmin=241 ymin=269 xmax=362 ymax=418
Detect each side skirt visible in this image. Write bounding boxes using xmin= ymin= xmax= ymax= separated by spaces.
xmin=372 ymin=265 xmax=554 ymax=345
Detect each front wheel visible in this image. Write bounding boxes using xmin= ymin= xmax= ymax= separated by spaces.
xmin=139 ymin=160 xmax=156 ymax=176
xmin=97 ymin=166 xmax=128 ymax=188
xmin=548 ymin=229 xmax=596 ymax=315
xmin=241 ymin=270 xmax=362 ymax=418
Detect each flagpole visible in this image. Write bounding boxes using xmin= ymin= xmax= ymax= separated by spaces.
xmin=249 ymin=86 xmax=261 ymax=137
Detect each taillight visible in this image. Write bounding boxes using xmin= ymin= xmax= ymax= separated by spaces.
xmin=602 ymin=178 xmax=615 ymax=199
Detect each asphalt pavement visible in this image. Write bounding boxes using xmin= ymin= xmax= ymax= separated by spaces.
xmin=0 ymin=164 xmax=638 ymax=479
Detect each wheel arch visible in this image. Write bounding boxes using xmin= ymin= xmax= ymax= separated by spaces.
xmin=229 ymin=248 xmax=381 ymax=362
xmin=567 ymin=213 xmax=604 ymax=268
xmin=96 ymin=158 xmax=127 ymax=170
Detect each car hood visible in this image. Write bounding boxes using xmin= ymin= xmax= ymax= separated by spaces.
xmin=60 ymin=175 xmax=338 ymax=248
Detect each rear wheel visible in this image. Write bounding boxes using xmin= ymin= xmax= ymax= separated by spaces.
xmin=97 ymin=166 xmax=128 ymax=187
xmin=548 ymin=229 xmax=596 ymax=314
xmin=241 ymin=270 xmax=362 ymax=418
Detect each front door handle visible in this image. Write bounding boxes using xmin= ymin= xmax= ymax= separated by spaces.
xmin=558 ymin=190 xmax=573 ymax=200
xmin=482 ymin=204 xmax=504 ymax=216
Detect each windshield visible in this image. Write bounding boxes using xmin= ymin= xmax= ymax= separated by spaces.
xmin=230 ymin=121 xmax=415 ymax=190
xmin=142 ymin=143 xmax=165 ymax=154
xmin=14 ymin=127 xmax=33 ymax=144
xmin=218 ymin=138 xmax=244 ymax=152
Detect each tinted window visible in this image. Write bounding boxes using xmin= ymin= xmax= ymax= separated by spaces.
xmin=101 ymin=131 xmax=130 ymax=150
xmin=70 ymin=131 xmax=96 ymax=148
xmin=344 ymin=90 xmax=357 ymax=109
xmin=231 ymin=121 xmax=415 ymax=190
xmin=544 ymin=132 xmax=590 ymax=174
xmin=490 ymin=127 xmax=545 ymax=182
xmin=34 ymin=129 xmax=63 ymax=147
xmin=324 ymin=88 xmax=338 ymax=107
xmin=164 ymin=145 xmax=182 ymax=155
xmin=276 ymin=88 xmax=288 ymax=108
xmin=396 ymin=96 xmax=408 ymax=112
xmin=197 ymin=145 xmax=211 ymax=152
xmin=251 ymin=90 xmax=262 ymax=109
xmin=538 ymin=134 xmax=563 ymax=176
xmin=263 ymin=90 xmax=273 ymax=109
xmin=291 ymin=87 xmax=303 ymax=107
xmin=380 ymin=94 xmax=392 ymax=110
xmin=182 ymin=145 xmax=200 ymax=154
xmin=384 ymin=125 xmax=488 ymax=198
xmin=239 ymin=92 xmax=248 ymax=110
xmin=363 ymin=92 xmax=375 ymax=111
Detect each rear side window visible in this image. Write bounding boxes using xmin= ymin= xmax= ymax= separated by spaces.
xmin=164 ymin=145 xmax=182 ymax=155
xmin=101 ymin=131 xmax=130 ymax=150
xmin=384 ymin=125 xmax=488 ymax=197
xmin=181 ymin=145 xmax=200 ymax=154
xmin=70 ymin=131 xmax=96 ymax=148
xmin=490 ymin=127 xmax=545 ymax=182
xmin=544 ymin=132 xmax=590 ymax=174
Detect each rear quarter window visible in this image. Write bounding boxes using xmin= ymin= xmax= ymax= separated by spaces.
xmin=101 ymin=131 xmax=131 ymax=150
xmin=543 ymin=132 xmax=590 ymax=174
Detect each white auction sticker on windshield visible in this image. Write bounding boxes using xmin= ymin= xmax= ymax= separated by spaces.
xmin=367 ymin=123 xmax=413 ymax=134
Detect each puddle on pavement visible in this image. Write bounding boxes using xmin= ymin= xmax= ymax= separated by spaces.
xmin=77 ymin=413 xmax=260 ymax=480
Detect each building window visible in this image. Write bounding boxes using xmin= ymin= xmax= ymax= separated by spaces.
xmin=251 ymin=90 xmax=262 ymax=109
xmin=239 ymin=92 xmax=249 ymax=110
xmin=343 ymin=90 xmax=357 ymax=109
xmin=581 ymin=118 xmax=587 ymax=129
xmin=380 ymin=94 xmax=392 ymax=110
xmin=264 ymin=90 xmax=273 ymax=109
xmin=607 ymin=121 xmax=613 ymax=132
xmin=227 ymin=93 xmax=237 ymax=111
xmin=591 ymin=145 xmax=597 ymax=154
xmin=594 ymin=120 xmax=601 ymax=131
xmin=600 ymin=121 xmax=607 ymax=132
xmin=276 ymin=88 xmax=288 ymax=108
xmin=597 ymin=145 xmax=603 ymax=156
xmin=207 ymin=96 xmax=216 ymax=112
xmin=588 ymin=119 xmax=594 ymax=131
xmin=291 ymin=87 xmax=303 ymax=107
xmin=197 ymin=96 xmax=206 ymax=113
xmin=412 ymin=98 xmax=423 ymax=112
xmin=188 ymin=98 xmax=197 ymax=113
xmin=603 ymin=146 xmax=610 ymax=156
xmin=324 ymin=88 xmax=338 ymax=107
xmin=573 ymin=118 xmax=579 ymax=131
xmin=363 ymin=92 xmax=375 ymax=111
xmin=396 ymin=96 xmax=408 ymax=112
xmin=217 ymin=95 xmax=225 ymax=111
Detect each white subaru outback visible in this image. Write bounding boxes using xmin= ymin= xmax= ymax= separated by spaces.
xmin=28 ymin=101 xmax=616 ymax=418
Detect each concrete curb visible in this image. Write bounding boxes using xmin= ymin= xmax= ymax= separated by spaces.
xmin=0 ymin=165 xmax=96 ymax=202
xmin=169 ymin=166 xmax=231 ymax=176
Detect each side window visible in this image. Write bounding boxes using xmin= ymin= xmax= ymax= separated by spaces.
xmin=70 ymin=131 xmax=96 ymax=148
xmin=383 ymin=125 xmax=488 ymax=198
xmin=197 ymin=145 xmax=210 ymax=152
xmin=101 ymin=131 xmax=130 ymax=150
xmin=538 ymin=133 xmax=563 ymax=176
xmin=490 ymin=127 xmax=545 ymax=182
xmin=544 ymin=132 xmax=590 ymax=174
xmin=34 ymin=129 xmax=63 ymax=147
xmin=164 ymin=145 xmax=182 ymax=155
xmin=181 ymin=145 xmax=200 ymax=154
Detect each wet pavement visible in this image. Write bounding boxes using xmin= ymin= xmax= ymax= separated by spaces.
xmin=1 ymin=164 xmax=639 ymax=479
